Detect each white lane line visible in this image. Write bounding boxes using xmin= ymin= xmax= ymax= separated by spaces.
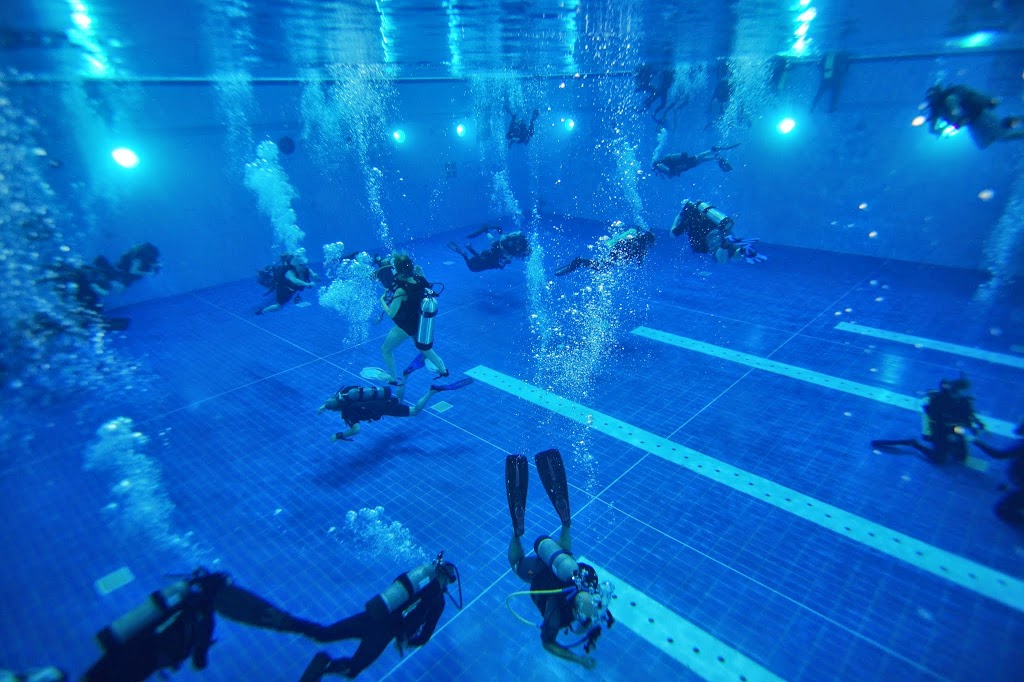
xmin=581 ymin=558 xmax=785 ymax=682
xmin=465 ymin=365 xmax=1024 ymax=614
xmin=631 ymin=326 xmax=1018 ymax=439
xmin=835 ymin=322 xmax=1024 ymax=370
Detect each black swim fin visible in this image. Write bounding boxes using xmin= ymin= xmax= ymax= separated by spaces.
xmin=535 ymin=449 xmax=571 ymax=527
xmin=213 ymin=583 xmax=319 ymax=636
xmin=505 ymin=454 xmax=529 ymax=537
xmin=299 ymin=652 xmax=332 ymax=682
xmin=430 ymin=377 xmax=474 ymax=392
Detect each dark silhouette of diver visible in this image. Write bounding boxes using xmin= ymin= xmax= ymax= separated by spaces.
xmin=317 ymin=355 xmax=472 ymax=441
xmin=81 ymin=568 xmax=323 ymax=682
xmin=555 ymin=226 xmax=656 ymax=276
xmin=255 ymin=252 xmax=317 ymax=315
xmin=973 ymin=422 xmax=1024 ymax=528
xmin=299 ymin=553 xmax=461 ymax=680
xmin=635 ymin=65 xmax=681 ymax=126
xmin=871 ymin=376 xmax=986 ymax=464
xmin=505 ymin=449 xmax=614 ymax=670
xmin=670 ymin=200 xmax=766 ymax=264
xmin=506 ymin=106 xmax=540 ymax=145
xmin=40 ymin=242 xmax=161 ymax=331
xmin=810 ymin=52 xmax=850 ymax=113
xmin=652 ymin=144 xmax=740 ymax=177
xmin=923 ymin=83 xmax=1024 ymax=149
xmin=448 ymin=225 xmax=532 ymax=272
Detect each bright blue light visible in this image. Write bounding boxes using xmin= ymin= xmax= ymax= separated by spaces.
xmin=455 ymin=123 xmax=466 ymax=137
xmin=111 ymin=147 xmax=139 ymax=168
xmin=953 ymin=31 xmax=996 ymax=49
xmin=777 ymin=118 xmax=796 ymax=134
xmin=796 ymin=7 xmax=816 ymax=22
xmin=564 ymin=118 xmax=575 ymax=131
xmin=392 ymin=129 xmax=406 ymax=144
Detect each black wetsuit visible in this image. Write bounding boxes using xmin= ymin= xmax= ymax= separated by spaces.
xmin=457 ymin=244 xmax=510 ymax=272
xmin=275 ymin=261 xmax=312 ymax=305
xmin=309 ymin=580 xmax=445 ymax=678
xmin=530 ymin=566 xmax=577 ymax=645
xmin=339 ymin=395 xmax=411 ymax=431
xmin=873 ymin=388 xmax=983 ymax=463
xmin=556 ymin=231 xmax=655 ymax=276
xmin=392 ymin=276 xmax=431 ymax=337
xmin=653 ymin=153 xmax=700 ymax=177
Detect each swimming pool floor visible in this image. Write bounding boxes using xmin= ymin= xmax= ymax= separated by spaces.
xmin=2 ymin=220 xmax=1023 ymax=681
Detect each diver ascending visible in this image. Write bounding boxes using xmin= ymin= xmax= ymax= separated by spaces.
xmin=504 ymin=449 xmax=614 ymax=670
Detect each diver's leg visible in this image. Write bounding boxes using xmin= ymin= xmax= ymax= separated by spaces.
xmin=214 ymin=584 xmax=320 ymax=636
xmin=342 ymin=624 xmax=394 ymax=677
xmin=381 ymin=326 xmax=409 ymax=380
xmin=257 ymin=303 xmax=282 ymax=314
xmin=408 ymin=388 xmax=439 ymax=416
xmin=557 ymin=524 xmax=572 ymax=554
xmin=995 ymin=489 xmax=1024 ymax=527
xmin=309 ymin=610 xmax=372 ymax=643
xmin=423 ymin=348 xmax=447 ymax=376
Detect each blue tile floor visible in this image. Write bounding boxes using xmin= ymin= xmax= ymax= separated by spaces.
xmin=2 ymin=218 xmax=1023 ymax=681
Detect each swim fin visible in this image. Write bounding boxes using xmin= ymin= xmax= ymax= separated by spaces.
xmin=710 ymin=143 xmax=741 ymax=152
xmin=430 ymin=378 xmax=474 ymax=392
xmin=299 ymin=652 xmax=332 ymax=682
xmin=505 ymin=454 xmax=529 ymax=537
xmin=535 ymin=448 xmax=571 ymax=527
xmin=213 ymin=583 xmax=320 ymax=636
xmin=403 ymin=353 xmax=426 ymax=377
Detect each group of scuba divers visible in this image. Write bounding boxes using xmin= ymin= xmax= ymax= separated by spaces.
xmin=5 ymin=449 xmax=608 ymax=682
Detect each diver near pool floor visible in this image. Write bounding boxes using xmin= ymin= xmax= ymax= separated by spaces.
xmin=255 ymin=251 xmax=318 ymax=315
xmin=670 ymin=199 xmax=766 ymax=264
xmin=972 ymin=422 xmax=1024 ymax=528
xmin=448 ymin=225 xmax=532 ymax=272
xmin=317 ymin=354 xmax=473 ymax=441
xmin=871 ymin=376 xmax=985 ymax=464
xmin=555 ymin=225 xmax=656 ymax=276
xmin=504 ymin=449 xmax=614 ymax=670
xmin=299 ymin=553 xmax=461 ymax=681
xmin=923 ymin=83 xmax=1024 ymax=149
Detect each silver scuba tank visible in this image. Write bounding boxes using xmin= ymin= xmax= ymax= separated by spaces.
xmin=366 ymin=563 xmax=436 ymax=620
xmin=415 ymin=291 xmax=438 ymax=351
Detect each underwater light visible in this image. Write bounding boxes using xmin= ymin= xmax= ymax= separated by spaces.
xmin=111 ymin=147 xmax=139 ymax=168
xmin=455 ymin=123 xmax=466 ymax=137
xmin=777 ymin=118 xmax=796 ymax=134
xmin=564 ymin=118 xmax=575 ymax=131
xmin=392 ymin=129 xmax=406 ymax=144
xmin=911 ymin=115 xmax=926 ymax=127
xmin=797 ymin=7 xmax=816 ymax=22
xmin=951 ymin=31 xmax=996 ymax=49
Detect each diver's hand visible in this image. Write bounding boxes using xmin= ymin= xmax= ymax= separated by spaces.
xmin=580 ymin=656 xmax=597 ymax=670
xmin=331 ymin=433 xmax=354 ymax=443
xmin=317 ymin=404 xmax=327 ymax=415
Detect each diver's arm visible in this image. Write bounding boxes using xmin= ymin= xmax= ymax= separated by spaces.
xmin=284 ymin=270 xmax=313 ymax=287
xmin=542 ymin=641 xmax=597 ymax=669
xmin=384 ymin=289 xmax=406 ymax=319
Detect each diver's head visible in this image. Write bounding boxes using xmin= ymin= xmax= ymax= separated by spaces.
xmin=502 ymin=232 xmax=532 ymax=258
xmin=573 ymin=591 xmax=599 ymax=624
xmin=392 ymin=251 xmax=414 ymax=278
xmin=950 ymin=375 xmax=971 ymax=393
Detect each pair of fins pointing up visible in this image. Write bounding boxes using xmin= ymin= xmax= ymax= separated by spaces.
xmin=505 ymin=448 xmax=571 ymax=538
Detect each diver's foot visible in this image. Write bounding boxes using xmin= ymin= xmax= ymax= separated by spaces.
xmin=447 ymin=241 xmax=460 ymax=253
xmin=255 ymin=307 xmax=264 ymax=316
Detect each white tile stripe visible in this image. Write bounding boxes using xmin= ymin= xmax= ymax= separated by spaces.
xmin=631 ymin=326 xmax=1019 ymax=439
xmin=465 ymin=365 xmax=1024 ymax=614
xmin=834 ymin=321 xmax=1024 ymax=370
xmin=580 ymin=558 xmax=785 ymax=682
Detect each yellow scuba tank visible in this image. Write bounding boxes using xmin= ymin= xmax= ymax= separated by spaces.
xmin=535 ymin=536 xmax=579 ymax=582
xmin=366 ymin=563 xmax=436 ymax=620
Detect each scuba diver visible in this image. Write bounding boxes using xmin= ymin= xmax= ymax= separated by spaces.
xmin=923 ymin=83 xmax=1024 ymax=149
xmin=317 ymin=354 xmax=472 ymax=441
xmin=40 ymin=242 xmax=161 ymax=331
xmin=635 ymin=65 xmax=681 ymax=126
xmin=300 ymin=552 xmax=462 ymax=681
xmin=973 ymin=422 xmax=1024 ymax=528
xmin=554 ymin=224 xmax=656 ymax=276
xmin=871 ymin=375 xmax=986 ymax=464
xmin=810 ymin=52 xmax=851 ymax=113
xmin=255 ymin=251 xmax=317 ymax=315
xmin=447 ymin=225 xmax=532 ymax=273
xmin=504 ymin=449 xmax=614 ymax=670
xmin=652 ymin=144 xmax=740 ymax=177
xmin=82 ymin=568 xmax=321 ymax=681
xmin=379 ymin=251 xmax=449 ymax=383
xmin=670 ymin=199 xmax=767 ymax=264
xmin=506 ymin=106 xmax=540 ymax=146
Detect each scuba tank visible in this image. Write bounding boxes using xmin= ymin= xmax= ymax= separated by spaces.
xmin=672 ymin=200 xmax=734 ymax=237
xmin=366 ymin=563 xmax=438 ymax=621
xmin=415 ymin=290 xmax=438 ymax=351
xmin=338 ymin=386 xmax=391 ymax=402
xmin=535 ymin=536 xmax=579 ymax=582
xmin=95 ymin=578 xmax=193 ymax=652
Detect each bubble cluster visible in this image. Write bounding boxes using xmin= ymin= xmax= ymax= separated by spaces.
xmin=341 ymin=506 xmax=426 ymax=566
xmin=244 ymin=140 xmax=305 ymax=255
xmin=84 ymin=417 xmax=195 ymax=557
xmin=317 ymin=243 xmax=379 ymax=344
xmin=975 ymin=162 xmax=1024 ymax=303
